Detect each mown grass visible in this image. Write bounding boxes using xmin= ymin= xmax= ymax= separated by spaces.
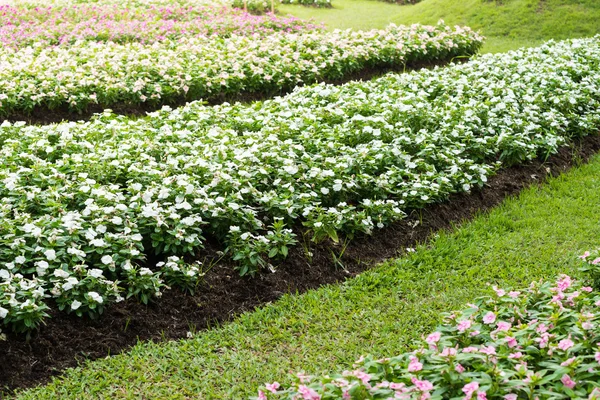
xmin=12 ymin=150 xmax=600 ymax=399
xmin=279 ymin=0 xmax=600 ymax=53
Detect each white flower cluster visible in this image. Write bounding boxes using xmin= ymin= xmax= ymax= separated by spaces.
xmin=0 ymin=22 xmax=483 ymax=117
xmin=1 ymin=36 xmax=600 ymax=334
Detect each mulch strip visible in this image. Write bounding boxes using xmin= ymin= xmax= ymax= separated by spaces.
xmin=1 ymin=134 xmax=600 ymax=394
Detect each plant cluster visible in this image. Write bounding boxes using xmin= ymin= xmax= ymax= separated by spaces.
xmin=0 ymin=36 xmax=599 ymax=335
xmin=0 ymin=4 xmax=321 ymax=48
xmin=3 ymin=0 xmax=276 ymax=14
xmin=279 ymin=0 xmax=332 ymax=9
xmin=256 ymin=275 xmax=600 ymax=399
xmin=0 ymin=22 xmax=483 ymax=117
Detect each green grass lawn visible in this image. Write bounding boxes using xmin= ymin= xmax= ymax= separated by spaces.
xmin=279 ymin=0 xmax=600 ymax=53
xmin=13 ymin=151 xmax=600 ymax=399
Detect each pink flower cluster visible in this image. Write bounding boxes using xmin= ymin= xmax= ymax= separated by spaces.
xmin=257 ymin=275 xmax=600 ymax=399
xmin=0 ymin=4 xmax=321 ymax=48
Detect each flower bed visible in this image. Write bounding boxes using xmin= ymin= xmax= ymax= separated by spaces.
xmin=0 ymin=22 xmax=482 ymax=118
xmin=279 ymin=0 xmax=332 ymax=8
xmin=0 ymin=36 xmax=599 ymax=335
xmin=256 ymin=275 xmax=600 ymax=399
xmin=0 ymin=4 xmax=320 ymax=48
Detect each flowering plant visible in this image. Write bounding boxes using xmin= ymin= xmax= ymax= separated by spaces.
xmin=0 ymin=4 xmax=320 ymax=49
xmin=0 ymin=36 xmax=599 ymax=335
xmin=0 ymin=22 xmax=483 ymax=117
xmin=257 ymin=275 xmax=600 ymax=399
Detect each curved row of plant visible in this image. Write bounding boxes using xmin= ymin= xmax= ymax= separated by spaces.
xmin=3 ymin=0 xmax=276 ymax=15
xmin=278 ymin=0 xmax=331 ymax=8
xmin=1 ymin=36 xmax=600 ymax=335
xmin=0 ymin=4 xmax=321 ymax=48
xmin=255 ymin=270 xmax=600 ymax=399
xmin=0 ymin=22 xmax=482 ymax=118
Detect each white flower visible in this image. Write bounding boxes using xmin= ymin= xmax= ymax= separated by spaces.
xmin=53 ymin=269 xmax=70 ymax=279
xmin=44 ymin=249 xmax=57 ymax=261
xmin=111 ymin=216 xmax=123 ymax=225
xmin=71 ymin=300 xmax=82 ymax=310
xmin=90 ymin=238 xmax=107 ymax=247
xmin=101 ymin=255 xmax=113 ymax=265
xmin=88 ymin=269 xmax=104 ymax=278
xmin=0 ymin=270 xmax=10 ymax=281
xmin=87 ymin=292 xmax=103 ymax=304
xmin=15 ymin=256 xmax=26 ymax=264
xmin=0 ymin=307 xmax=8 ymax=319
xmin=139 ymin=268 xmax=153 ymax=276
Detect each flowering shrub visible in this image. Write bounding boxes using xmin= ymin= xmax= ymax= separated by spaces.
xmin=279 ymin=0 xmax=332 ymax=8
xmin=256 ymin=275 xmax=600 ymax=399
xmin=0 ymin=36 xmax=599 ymax=334
xmin=4 ymin=0 xmax=276 ymax=14
xmin=0 ymin=22 xmax=482 ymax=117
xmin=0 ymin=4 xmax=320 ymax=48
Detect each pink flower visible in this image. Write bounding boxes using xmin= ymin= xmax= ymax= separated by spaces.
xmin=482 ymin=312 xmax=496 ymax=324
xmin=354 ymin=371 xmax=371 ymax=386
xmin=536 ymin=323 xmax=548 ymax=333
xmin=265 ymin=382 xmax=280 ymax=394
xmin=470 ymin=330 xmax=480 ymax=337
xmin=462 ymin=347 xmax=478 ymax=353
xmin=506 ymin=337 xmax=518 ymax=348
xmin=561 ymin=374 xmax=576 ymax=389
xmin=504 ymin=395 xmax=517 ymax=400
xmin=583 ymin=321 xmax=594 ymax=330
xmin=480 ymin=346 xmax=496 ymax=355
xmin=592 ymin=258 xmax=600 ymax=265
xmin=582 ymin=286 xmax=593 ymax=292
xmin=426 ymin=332 xmax=441 ymax=345
xmin=408 ymin=356 xmax=423 ymax=372
xmin=561 ymin=357 xmax=576 ymax=367
xmin=390 ymin=382 xmax=405 ymax=390
xmin=477 ymin=392 xmax=487 ymax=400
xmin=258 ymin=390 xmax=267 ymax=400
xmin=411 ymin=377 xmax=433 ymax=392
xmin=508 ymin=291 xmax=520 ymax=298
xmin=440 ymin=347 xmax=458 ymax=357
xmin=455 ymin=363 xmax=465 ymax=373
xmin=556 ymin=275 xmax=572 ymax=292
xmin=558 ymin=338 xmax=574 ymax=351
xmin=496 ymin=321 xmax=512 ymax=332
xmin=595 ymin=352 xmax=600 ymax=363
xmin=298 ymin=385 xmax=321 ymax=400
xmin=508 ymin=352 xmax=523 ymax=359
xmin=579 ymin=251 xmax=590 ymax=260
xmin=462 ymin=382 xmax=479 ymax=399
xmin=457 ymin=320 xmax=472 ymax=333
xmin=492 ymin=286 xmax=505 ymax=297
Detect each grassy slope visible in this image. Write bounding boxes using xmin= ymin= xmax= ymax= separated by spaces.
xmin=279 ymin=0 xmax=600 ymax=53
xmin=14 ymin=153 xmax=600 ymax=399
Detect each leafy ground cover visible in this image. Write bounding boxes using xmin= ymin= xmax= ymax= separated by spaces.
xmin=3 ymin=0 xmax=276 ymax=14
xmin=279 ymin=0 xmax=600 ymax=53
xmin=0 ymin=22 xmax=481 ymax=118
xmin=0 ymin=4 xmax=320 ymax=48
xmin=0 ymin=36 xmax=599 ymax=335
xmin=9 ymin=135 xmax=600 ymax=399
xmin=4 ymin=134 xmax=598 ymax=393
xmin=261 ymin=274 xmax=600 ymax=399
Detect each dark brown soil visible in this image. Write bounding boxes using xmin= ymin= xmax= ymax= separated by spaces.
xmin=0 ymin=58 xmax=467 ymax=126
xmin=1 ymin=134 xmax=599 ymax=395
